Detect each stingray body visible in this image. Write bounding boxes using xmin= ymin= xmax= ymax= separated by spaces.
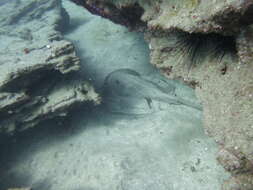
xmin=102 ymin=69 xmax=202 ymax=115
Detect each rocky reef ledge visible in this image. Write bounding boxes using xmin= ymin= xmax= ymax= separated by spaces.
xmin=71 ymin=0 xmax=253 ymax=189
xmin=0 ymin=0 xmax=100 ymax=135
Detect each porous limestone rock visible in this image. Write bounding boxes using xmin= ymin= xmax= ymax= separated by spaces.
xmin=217 ymin=148 xmax=253 ymax=175
xmin=70 ymin=0 xmax=253 ymax=35
xmin=237 ymin=25 xmax=253 ymax=64
xmin=0 ymin=0 xmax=100 ymax=134
xmin=222 ymin=173 xmax=253 ymax=190
xmin=145 ymin=23 xmax=253 ymax=190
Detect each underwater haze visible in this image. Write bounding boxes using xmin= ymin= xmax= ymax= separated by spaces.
xmin=0 ymin=0 xmax=230 ymax=190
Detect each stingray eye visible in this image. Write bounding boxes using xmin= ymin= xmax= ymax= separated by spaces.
xmin=115 ymin=80 xmax=120 ymax=85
